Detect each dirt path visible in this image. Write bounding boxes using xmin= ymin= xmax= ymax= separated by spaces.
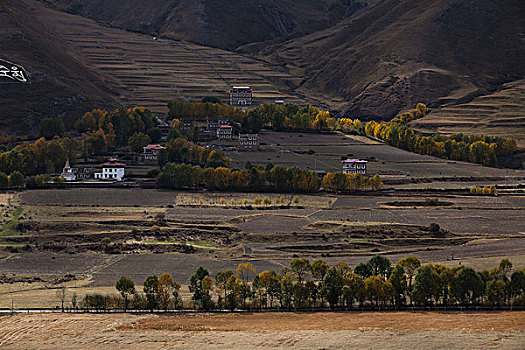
xmin=0 ymin=312 xmax=523 ymax=349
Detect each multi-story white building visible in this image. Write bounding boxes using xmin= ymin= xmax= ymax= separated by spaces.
xmin=238 ymin=134 xmax=259 ymax=151
xmin=217 ymin=125 xmax=233 ymax=140
xmin=94 ymin=158 xmax=125 ymax=181
xmin=342 ymin=159 xmax=367 ymax=175
xmin=230 ymin=86 xmax=252 ymax=106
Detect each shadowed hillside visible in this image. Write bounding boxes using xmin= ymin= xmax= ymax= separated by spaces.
xmin=0 ymin=0 xmax=119 ymax=135
xmin=47 ymin=0 xmax=361 ymax=49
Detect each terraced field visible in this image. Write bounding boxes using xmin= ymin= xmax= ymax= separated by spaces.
xmin=411 ymin=80 xmax=525 ymax=146
xmin=32 ymin=4 xmax=308 ymax=112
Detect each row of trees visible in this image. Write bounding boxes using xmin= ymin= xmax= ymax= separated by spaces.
xmin=0 ymin=171 xmax=24 ymax=188
xmin=322 ymin=172 xmax=383 ymax=192
xmin=156 ymin=164 xmax=322 ymax=192
xmin=167 ymin=100 xmax=338 ymax=133
xmin=0 ymin=137 xmax=79 ymax=175
xmin=165 ymin=137 xmax=230 ymax=168
xmin=87 ymin=256 xmax=525 ymax=312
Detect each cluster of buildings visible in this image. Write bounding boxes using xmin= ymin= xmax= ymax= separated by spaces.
xmin=61 ymin=158 xmax=126 ymax=182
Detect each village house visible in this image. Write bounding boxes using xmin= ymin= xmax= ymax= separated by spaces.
xmin=230 ymin=86 xmax=252 ymax=106
xmin=94 ymin=158 xmax=125 ymax=181
xmin=342 ymin=159 xmax=367 ymax=175
xmin=143 ymin=144 xmax=166 ymax=162
xmin=238 ymin=134 xmax=259 ymax=151
xmin=217 ymin=125 xmax=233 ymax=140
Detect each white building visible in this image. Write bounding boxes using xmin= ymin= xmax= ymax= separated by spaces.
xmin=230 ymin=86 xmax=252 ymax=106
xmin=342 ymin=159 xmax=367 ymax=175
xmin=94 ymin=158 xmax=125 ymax=181
xmin=217 ymin=125 xmax=233 ymax=140
xmin=60 ymin=160 xmax=76 ymax=181
xmin=238 ymin=134 xmax=259 ymax=151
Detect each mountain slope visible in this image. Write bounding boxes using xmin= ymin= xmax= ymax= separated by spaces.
xmin=0 ymin=0 xmax=119 ymax=135
xmin=264 ymin=0 xmax=525 ymax=119
xmin=46 ymin=0 xmax=361 ymax=49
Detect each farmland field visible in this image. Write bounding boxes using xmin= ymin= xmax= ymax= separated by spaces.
xmin=0 ymin=312 xmax=523 ymax=349
xmin=0 ymin=184 xmax=523 ymax=309
xmin=223 ymin=131 xmax=524 ymax=178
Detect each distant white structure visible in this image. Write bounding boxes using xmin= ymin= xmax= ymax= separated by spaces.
xmin=230 ymin=86 xmax=252 ymax=106
xmin=60 ymin=159 xmax=76 ymax=181
xmin=274 ymin=100 xmax=285 ymax=105
xmin=342 ymin=159 xmax=367 ymax=175
xmin=94 ymin=158 xmax=125 ymax=181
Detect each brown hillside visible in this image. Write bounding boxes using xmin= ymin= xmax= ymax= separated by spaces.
xmin=47 ymin=0 xmax=359 ymax=50
xmin=264 ymin=0 xmax=525 ymax=120
xmin=0 ymin=0 xmax=121 ymax=135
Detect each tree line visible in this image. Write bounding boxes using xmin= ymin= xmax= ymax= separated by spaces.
xmin=340 ymin=104 xmax=517 ymax=167
xmin=156 ymin=164 xmax=321 ymax=192
xmin=74 ymin=256 xmax=525 ymax=311
xmin=0 ymin=137 xmax=79 ymax=175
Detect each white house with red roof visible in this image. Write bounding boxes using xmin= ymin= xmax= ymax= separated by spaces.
xmin=94 ymin=158 xmax=125 ymax=181
xmin=143 ymin=144 xmax=167 ymax=162
xmin=342 ymin=159 xmax=367 ymax=175
xmin=217 ymin=125 xmax=233 ymax=140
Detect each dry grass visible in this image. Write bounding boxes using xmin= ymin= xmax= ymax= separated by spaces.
xmin=0 ymin=312 xmax=523 ymax=350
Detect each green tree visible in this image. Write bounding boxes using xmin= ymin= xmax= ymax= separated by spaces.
xmin=389 ymin=264 xmax=407 ymax=307
xmin=8 ymin=171 xmax=24 ymax=188
xmin=311 ymin=259 xmax=329 ymax=282
xmin=290 ymin=258 xmax=311 ymax=283
xmin=369 ymin=255 xmax=392 ymax=279
xmin=354 ymin=262 xmax=372 ymax=279
xmin=0 ymin=172 xmax=8 ymax=188
xmin=322 ymin=267 xmax=343 ymax=308
xmin=412 ymin=265 xmax=440 ymax=306
xmin=397 ymin=256 xmax=421 ymax=303
xmin=115 ymin=276 xmax=135 ymax=312
xmin=143 ymin=275 xmax=159 ymax=312
xmin=486 ymin=279 xmax=506 ymax=307
xmin=189 ymin=266 xmax=212 ymax=309
xmin=452 ymin=267 xmax=484 ymax=306
xmin=128 ymin=132 xmax=151 ymax=153
xmin=215 ymin=270 xmax=234 ymax=308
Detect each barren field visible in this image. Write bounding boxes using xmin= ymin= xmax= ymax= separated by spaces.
xmin=0 ymin=312 xmax=523 ymax=349
xmin=0 ymin=187 xmax=522 ymax=306
xmin=225 ymin=131 xmax=525 ymax=178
